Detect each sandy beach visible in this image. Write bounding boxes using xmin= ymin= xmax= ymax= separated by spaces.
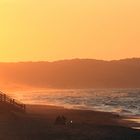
xmin=0 ymin=104 xmax=139 ymax=140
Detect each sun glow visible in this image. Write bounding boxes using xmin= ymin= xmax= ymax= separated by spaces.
xmin=0 ymin=0 xmax=140 ymax=62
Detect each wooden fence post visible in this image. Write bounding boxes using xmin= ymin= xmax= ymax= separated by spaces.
xmin=23 ymin=104 xmax=26 ymax=111
xmin=0 ymin=94 xmax=2 ymax=102
xmin=4 ymin=94 xmax=6 ymax=102
xmin=13 ymin=99 xmax=15 ymax=105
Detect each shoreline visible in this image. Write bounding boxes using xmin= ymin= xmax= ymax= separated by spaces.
xmin=121 ymin=115 xmax=140 ymax=130
xmin=26 ymin=104 xmax=140 ymax=130
xmin=0 ymin=104 xmax=139 ymax=140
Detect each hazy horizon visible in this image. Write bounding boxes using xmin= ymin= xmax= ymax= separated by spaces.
xmin=0 ymin=58 xmax=140 ymax=91
xmin=0 ymin=57 xmax=139 ymax=63
xmin=1 ymin=0 xmax=140 ymax=89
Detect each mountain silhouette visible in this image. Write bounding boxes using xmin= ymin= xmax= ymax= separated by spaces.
xmin=0 ymin=58 xmax=140 ymax=89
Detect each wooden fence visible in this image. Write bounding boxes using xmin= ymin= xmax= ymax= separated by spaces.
xmin=0 ymin=91 xmax=26 ymax=112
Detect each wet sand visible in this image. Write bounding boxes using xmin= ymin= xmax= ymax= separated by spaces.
xmin=121 ymin=116 xmax=140 ymax=130
xmin=0 ymin=104 xmax=140 ymax=140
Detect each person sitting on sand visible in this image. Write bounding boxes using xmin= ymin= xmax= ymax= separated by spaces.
xmin=55 ymin=116 xmax=61 ymax=125
xmin=61 ymin=115 xmax=67 ymax=125
xmin=55 ymin=115 xmax=67 ymax=125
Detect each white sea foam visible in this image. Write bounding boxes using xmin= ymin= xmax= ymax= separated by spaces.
xmin=9 ymin=88 xmax=140 ymax=116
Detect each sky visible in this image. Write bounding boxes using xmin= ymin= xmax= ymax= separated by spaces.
xmin=0 ymin=0 xmax=140 ymax=62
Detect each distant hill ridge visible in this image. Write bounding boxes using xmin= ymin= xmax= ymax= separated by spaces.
xmin=0 ymin=58 xmax=140 ymax=88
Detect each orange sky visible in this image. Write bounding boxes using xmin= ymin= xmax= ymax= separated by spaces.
xmin=0 ymin=0 xmax=140 ymax=62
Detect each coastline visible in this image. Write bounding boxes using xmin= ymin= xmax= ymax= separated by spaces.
xmin=26 ymin=104 xmax=140 ymax=128
xmin=0 ymin=104 xmax=140 ymax=140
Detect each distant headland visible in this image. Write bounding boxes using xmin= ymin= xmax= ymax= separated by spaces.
xmin=0 ymin=58 xmax=140 ymax=89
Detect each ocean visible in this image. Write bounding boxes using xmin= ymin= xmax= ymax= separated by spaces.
xmin=9 ymin=88 xmax=140 ymax=116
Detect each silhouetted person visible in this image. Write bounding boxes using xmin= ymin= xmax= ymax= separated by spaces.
xmin=55 ymin=116 xmax=61 ymax=125
xmin=61 ymin=115 xmax=67 ymax=125
xmin=55 ymin=115 xmax=67 ymax=125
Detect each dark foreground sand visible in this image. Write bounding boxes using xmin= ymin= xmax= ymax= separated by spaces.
xmin=0 ymin=105 xmax=140 ymax=140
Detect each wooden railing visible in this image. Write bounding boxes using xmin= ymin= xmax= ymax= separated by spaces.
xmin=0 ymin=91 xmax=26 ymax=112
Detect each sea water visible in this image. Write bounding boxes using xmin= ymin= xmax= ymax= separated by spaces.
xmin=9 ymin=88 xmax=140 ymax=116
